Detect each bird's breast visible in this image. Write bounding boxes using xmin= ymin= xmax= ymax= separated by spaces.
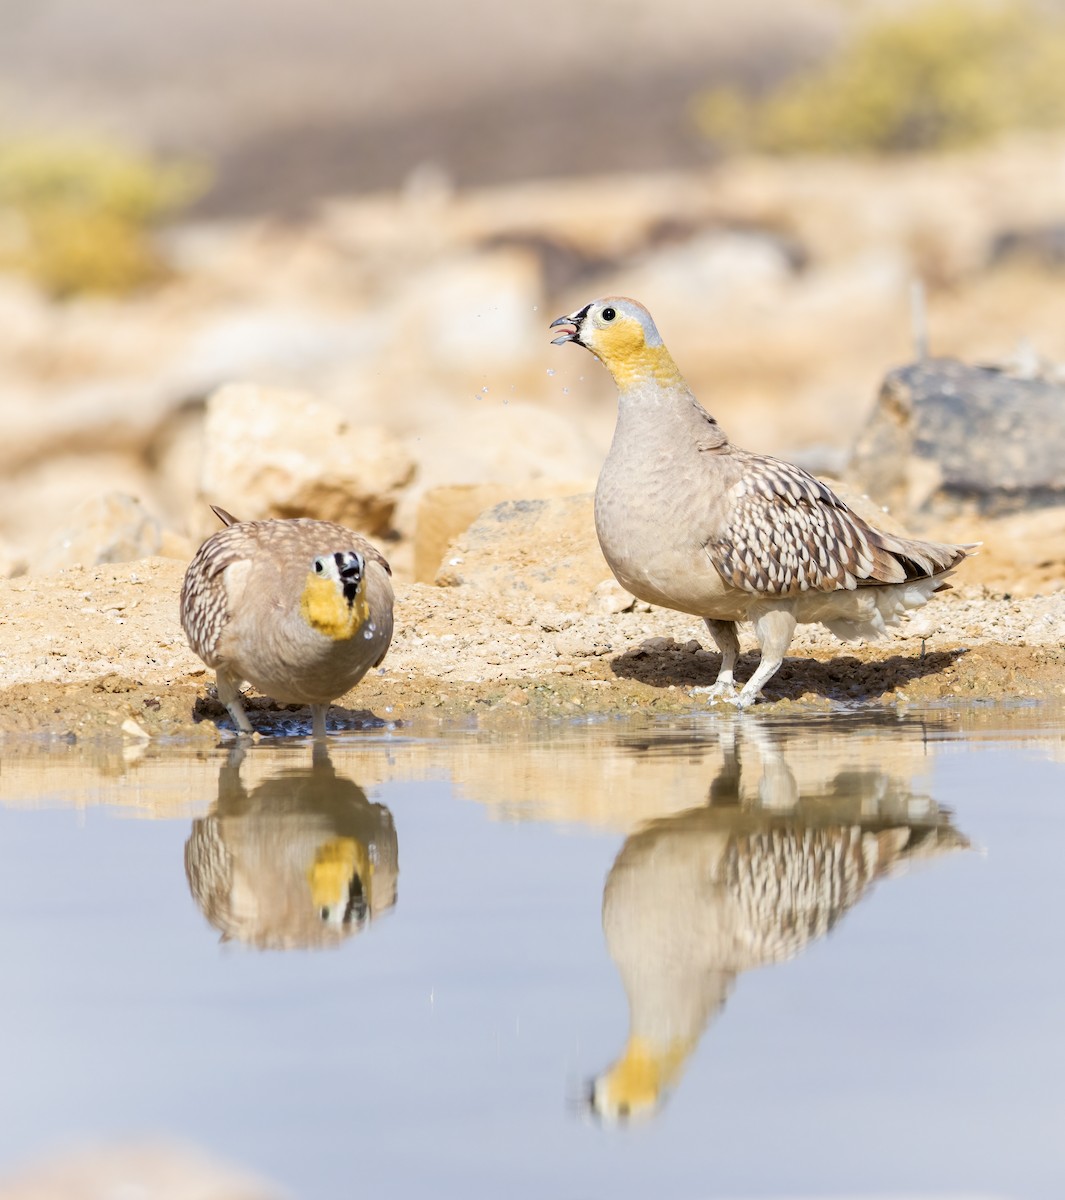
xmin=594 ymin=449 xmax=733 ymax=614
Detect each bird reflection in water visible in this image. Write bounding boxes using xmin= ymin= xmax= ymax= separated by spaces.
xmin=587 ymin=719 xmax=969 ymax=1124
xmin=185 ymin=745 xmax=398 ymax=950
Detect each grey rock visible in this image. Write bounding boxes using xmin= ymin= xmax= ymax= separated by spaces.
xmin=851 ymin=357 xmax=1065 ymax=516
xmin=989 ymin=223 xmax=1065 ymax=271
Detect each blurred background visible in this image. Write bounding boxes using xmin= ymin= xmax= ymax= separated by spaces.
xmin=3 ymin=3 xmax=1065 ymax=1195
xmin=0 ymin=0 xmax=829 ymax=208
xmin=2 ymin=0 xmax=1065 ymax=584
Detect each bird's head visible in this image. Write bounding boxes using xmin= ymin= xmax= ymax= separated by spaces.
xmin=300 ymin=549 xmax=371 ymax=640
xmin=550 ymin=296 xmax=681 ymax=389
xmin=584 ymin=1034 xmax=687 ymax=1125
xmin=308 ymin=835 xmax=372 ymax=931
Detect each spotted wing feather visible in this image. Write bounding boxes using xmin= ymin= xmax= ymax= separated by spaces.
xmin=180 ymin=526 xmax=257 ymax=663
xmin=705 ymin=454 xmax=966 ymax=597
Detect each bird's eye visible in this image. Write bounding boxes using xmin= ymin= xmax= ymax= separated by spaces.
xmin=314 ymin=558 xmax=325 ymax=574
xmin=601 ymin=306 xmax=616 ymax=322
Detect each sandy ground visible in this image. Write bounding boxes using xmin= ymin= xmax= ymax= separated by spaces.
xmin=0 ymin=538 xmax=1062 ymax=741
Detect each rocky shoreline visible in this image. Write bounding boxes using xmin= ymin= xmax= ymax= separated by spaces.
xmin=0 ymin=553 xmax=1061 ymax=741
xmin=4 ymin=141 xmax=1065 ymax=739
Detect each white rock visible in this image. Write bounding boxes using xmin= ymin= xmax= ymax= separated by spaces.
xmin=408 ymin=400 xmax=600 ymax=492
xmin=592 ymin=578 xmax=637 ymax=614
xmin=393 ymin=250 xmax=541 ymax=370
xmin=172 ymin=307 xmax=387 ymax=397
xmin=0 ymin=535 xmax=24 ymax=579
xmin=623 ymin=230 xmax=794 ymax=309
xmin=0 ymin=452 xmax=163 ymax=567
xmin=33 ymin=492 xmax=164 ymax=576
xmin=197 ymin=382 xmax=415 ymax=537
xmin=436 ymin=494 xmax=613 ymax=612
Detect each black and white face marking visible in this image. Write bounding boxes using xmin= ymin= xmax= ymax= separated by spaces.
xmin=312 ymin=550 xmax=365 ymax=605
xmin=319 ymin=872 xmax=369 ymax=929
xmin=550 ymin=298 xmax=664 ymax=351
xmin=549 ymin=302 xmax=591 ymax=345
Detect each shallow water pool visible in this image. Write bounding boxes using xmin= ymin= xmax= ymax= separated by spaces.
xmin=1 ymin=704 xmax=1063 ymax=1198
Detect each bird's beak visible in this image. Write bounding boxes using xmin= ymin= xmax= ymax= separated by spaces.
xmin=339 ymin=551 xmax=364 ymax=605
xmin=338 ymin=553 xmax=364 ymax=588
xmin=550 ymin=304 xmax=589 ymax=345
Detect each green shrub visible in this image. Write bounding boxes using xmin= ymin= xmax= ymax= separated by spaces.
xmin=694 ymin=0 xmax=1065 ymax=155
xmin=0 ymin=138 xmax=206 ymax=296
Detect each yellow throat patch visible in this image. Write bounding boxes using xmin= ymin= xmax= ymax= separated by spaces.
xmin=307 ymin=836 xmax=372 ymax=910
xmin=299 ymin=573 xmax=370 ymax=641
xmin=594 ymin=319 xmax=684 ymax=390
xmin=597 ymin=1034 xmax=692 ymax=1117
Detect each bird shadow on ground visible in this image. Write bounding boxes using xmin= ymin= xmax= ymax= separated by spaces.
xmin=610 ymin=643 xmax=968 ymax=704
xmin=193 ymin=694 xmax=391 ymax=736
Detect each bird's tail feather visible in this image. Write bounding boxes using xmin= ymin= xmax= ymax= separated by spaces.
xmin=864 ymin=527 xmax=978 ymax=586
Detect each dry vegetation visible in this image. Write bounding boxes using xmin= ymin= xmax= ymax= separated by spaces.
xmin=0 ymin=139 xmax=204 ymax=295
xmin=696 ymin=0 xmax=1065 ymax=155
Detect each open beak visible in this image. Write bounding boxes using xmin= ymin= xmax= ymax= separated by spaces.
xmin=550 ymin=304 xmax=589 ymax=345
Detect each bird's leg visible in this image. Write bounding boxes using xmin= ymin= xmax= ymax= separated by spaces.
xmin=690 ymin=618 xmax=740 ymax=700
xmin=310 ymin=704 xmax=330 ymax=739
xmin=215 ymin=669 xmax=254 ymax=734
xmin=734 ymin=608 xmax=797 ymax=708
xmin=740 ymin=723 xmax=800 ymax=809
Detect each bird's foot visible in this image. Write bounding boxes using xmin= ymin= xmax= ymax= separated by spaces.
xmin=690 ymin=681 xmax=738 ymax=705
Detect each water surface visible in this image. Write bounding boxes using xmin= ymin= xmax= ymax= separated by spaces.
xmin=1 ymin=705 xmax=1063 ymax=1198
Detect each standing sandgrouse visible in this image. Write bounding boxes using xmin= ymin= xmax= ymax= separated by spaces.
xmin=551 ymin=297 xmax=975 ymax=705
xmin=181 ymin=507 xmax=393 ymax=736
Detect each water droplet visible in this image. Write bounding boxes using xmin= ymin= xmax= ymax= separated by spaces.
xmin=503 ymin=398 xmax=509 ymax=405
xmin=532 ymin=304 xmax=539 ymax=312
xmin=562 ymin=387 xmax=569 ymax=395
xmin=546 ymin=368 xmax=556 ymax=377
xmin=481 ymin=385 xmax=489 ymax=393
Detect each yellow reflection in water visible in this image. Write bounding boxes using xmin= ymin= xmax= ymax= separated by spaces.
xmin=184 ymin=745 xmax=398 ymax=951
xmin=585 ymin=719 xmax=969 ymax=1125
